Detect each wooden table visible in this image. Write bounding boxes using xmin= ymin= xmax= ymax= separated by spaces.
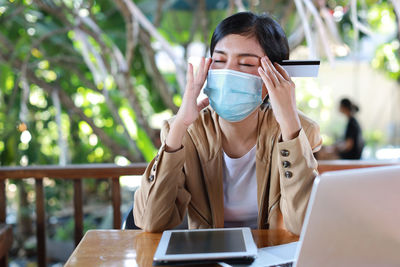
xmin=65 ymin=229 xmax=299 ymax=266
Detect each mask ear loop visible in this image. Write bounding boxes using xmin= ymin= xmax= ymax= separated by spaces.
xmin=260 ymin=94 xmax=270 ymax=110
xmin=261 ymin=81 xmax=269 ymax=105
xmin=262 ymin=94 xmax=269 ymax=103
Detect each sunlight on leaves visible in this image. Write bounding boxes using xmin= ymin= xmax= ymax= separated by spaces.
xmin=31 ymin=48 xmax=42 ymax=58
xmin=173 ymin=94 xmax=182 ymax=107
xmin=29 ymin=86 xmax=48 ymax=108
xmin=119 ymin=107 xmax=137 ymax=138
xmin=86 ymin=92 xmax=104 ymax=105
xmin=0 ymin=6 xmax=7 ymax=15
xmin=38 ymin=60 xmax=49 ymax=70
xmin=79 ymin=121 xmax=92 ymax=135
xmin=114 ymin=155 xmax=130 ymax=166
xmin=20 ymin=130 xmax=31 ymax=144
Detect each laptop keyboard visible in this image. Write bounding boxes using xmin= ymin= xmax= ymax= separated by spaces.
xmin=222 ymin=261 xmax=293 ymax=267
xmin=269 ymin=262 xmax=293 ymax=267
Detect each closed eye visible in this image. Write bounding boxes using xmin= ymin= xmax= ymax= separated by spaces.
xmin=240 ymin=63 xmax=255 ymax=67
xmin=214 ymin=60 xmax=225 ymax=63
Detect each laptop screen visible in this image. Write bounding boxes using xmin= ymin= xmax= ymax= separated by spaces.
xmin=166 ymin=229 xmax=246 ymax=254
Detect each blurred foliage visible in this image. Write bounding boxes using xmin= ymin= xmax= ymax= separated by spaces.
xmin=369 ymin=2 xmax=400 ymax=81
xmin=364 ymin=129 xmax=386 ymax=147
xmin=0 ymin=0 xmax=160 ymax=167
xmin=53 ymin=217 xmax=97 ymax=242
xmin=296 ymin=0 xmax=398 ymax=148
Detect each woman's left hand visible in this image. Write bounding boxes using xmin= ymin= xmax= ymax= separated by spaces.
xmin=258 ymin=56 xmax=301 ymax=141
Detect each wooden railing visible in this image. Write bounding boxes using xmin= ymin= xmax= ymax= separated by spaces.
xmin=0 ymin=163 xmax=147 ymax=267
xmin=0 ymin=160 xmax=399 ymax=266
xmin=0 ymin=223 xmax=13 ymax=266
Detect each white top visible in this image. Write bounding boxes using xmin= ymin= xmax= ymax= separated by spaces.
xmin=223 ymin=145 xmax=258 ymax=229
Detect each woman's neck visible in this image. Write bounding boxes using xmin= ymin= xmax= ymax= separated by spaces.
xmin=219 ymin=110 xmax=259 ymax=158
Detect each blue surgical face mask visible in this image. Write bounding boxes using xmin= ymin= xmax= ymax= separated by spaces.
xmin=203 ymin=69 xmax=263 ymax=122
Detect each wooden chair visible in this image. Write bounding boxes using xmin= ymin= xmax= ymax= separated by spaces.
xmin=122 ymin=205 xmax=188 ymax=230
xmin=0 ymin=224 xmax=13 ymax=267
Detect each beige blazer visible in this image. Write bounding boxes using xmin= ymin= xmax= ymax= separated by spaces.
xmin=134 ymin=105 xmax=322 ymax=235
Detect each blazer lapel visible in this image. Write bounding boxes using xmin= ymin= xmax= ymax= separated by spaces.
xmin=187 ymin=109 xmax=224 ymax=228
xmin=256 ymin=107 xmax=280 ymax=228
xmin=202 ymin=155 xmax=224 ymax=228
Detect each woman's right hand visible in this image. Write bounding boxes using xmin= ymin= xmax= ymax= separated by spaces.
xmin=175 ymin=57 xmax=212 ymax=127
xmin=166 ymin=57 xmax=212 ymax=152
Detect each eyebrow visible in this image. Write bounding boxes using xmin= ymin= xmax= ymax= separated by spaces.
xmin=214 ymin=50 xmax=261 ymax=59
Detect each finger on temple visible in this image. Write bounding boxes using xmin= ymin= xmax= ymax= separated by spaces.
xmin=202 ymin=58 xmax=212 ymax=79
xmin=274 ymin=63 xmax=290 ymax=81
xmin=261 ymin=57 xmax=278 ymax=86
xmin=258 ymin=67 xmax=274 ymax=90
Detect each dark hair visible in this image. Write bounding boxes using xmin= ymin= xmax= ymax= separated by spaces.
xmin=340 ymin=98 xmax=359 ymax=113
xmin=210 ymin=12 xmax=289 ymax=63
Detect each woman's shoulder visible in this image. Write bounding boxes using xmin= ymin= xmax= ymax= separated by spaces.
xmin=189 ymin=107 xmax=221 ymax=138
xmin=349 ymin=116 xmax=360 ymax=125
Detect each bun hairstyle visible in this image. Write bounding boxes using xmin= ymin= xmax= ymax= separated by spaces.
xmin=209 ymin=12 xmax=289 ymax=63
xmin=340 ymin=98 xmax=359 ymax=114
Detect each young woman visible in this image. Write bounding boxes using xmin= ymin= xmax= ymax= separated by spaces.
xmin=134 ymin=12 xmax=322 ymax=235
xmin=336 ymin=98 xmax=364 ymax=159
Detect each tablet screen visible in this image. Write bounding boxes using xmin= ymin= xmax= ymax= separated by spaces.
xmin=166 ymin=229 xmax=246 ymax=255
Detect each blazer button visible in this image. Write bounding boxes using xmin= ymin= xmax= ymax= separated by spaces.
xmin=284 ymin=171 xmax=293 ymax=179
xmin=282 ymin=161 xmax=291 ymax=168
xmin=148 ymin=174 xmax=155 ymax=182
xmin=155 ymin=154 xmax=159 ymax=160
xmin=152 ymin=164 xmax=156 ymax=171
xmin=281 ymin=149 xmax=290 ymax=157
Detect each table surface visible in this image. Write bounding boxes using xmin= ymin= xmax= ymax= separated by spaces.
xmin=65 ymin=229 xmax=299 ymax=267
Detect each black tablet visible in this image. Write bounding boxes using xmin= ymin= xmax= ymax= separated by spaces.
xmin=153 ymin=228 xmax=257 ymax=265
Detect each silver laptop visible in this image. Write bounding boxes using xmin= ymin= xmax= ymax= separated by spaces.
xmin=294 ymin=165 xmax=400 ymax=267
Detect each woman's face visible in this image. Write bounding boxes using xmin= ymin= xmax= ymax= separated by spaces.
xmin=210 ymin=34 xmax=268 ymax=97
xmin=339 ymin=105 xmax=350 ymax=117
xmin=211 ymin=34 xmax=265 ymax=75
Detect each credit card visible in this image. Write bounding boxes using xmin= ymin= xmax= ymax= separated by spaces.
xmin=280 ymin=60 xmax=320 ymax=77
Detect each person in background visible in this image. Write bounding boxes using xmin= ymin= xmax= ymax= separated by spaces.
xmin=335 ymin=98 xmax=364 ymax=159
xmin=133 ymin=11 xmax=322 ymax=235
